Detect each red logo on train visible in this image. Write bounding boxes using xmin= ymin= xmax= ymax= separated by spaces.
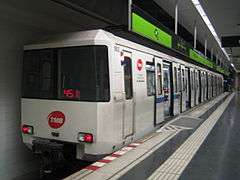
xmin=137 ymin=59 xmax=143 ymax=71
xmin=48 ymin=111 xmax=65 ymax=129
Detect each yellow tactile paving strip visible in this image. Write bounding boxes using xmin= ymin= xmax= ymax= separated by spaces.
xmin=148 ymin=93 xmax=234 ymax=180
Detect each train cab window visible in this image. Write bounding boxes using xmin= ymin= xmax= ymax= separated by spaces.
xmin=146 ymin=62 xmax=155 ymax=96
xmin=60 ymin=46 xmax=109 ymax=101
xmin=174 ymin=67 xmax=178 ymax=93
xmin=22 ymin=50 xmax=56 ymax=99
xmin=123 ymin=56 xmax=133 ymax=99
xmin=41 ymin=61 xmax=52 ymax=91
xmin=156 ymin=63 xmax=162 ymax=95
xmin=22 ymin=45 xmax=110 ymax=102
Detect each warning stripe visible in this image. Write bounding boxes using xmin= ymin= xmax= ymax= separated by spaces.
xmin=103 ymin=156 xmax=117 ymax=161
xmin=92 ymin=162 xmax=106 ymax=167
xmin=113 ymin=150 xmax=127 ymax=156
xmin=111 ymin=153 xmax=122 ymax=158
xmin=121 ymin=147 xmax=134 ymax=151
xmin=128 ymin=143 xmax=140 ymax=148
xmin=83 ymin=141 xmax=142 ymax=171
xmin=98 ymin=159 xmax=112 ymax=163
xmin=85 ymin=165 xmax=100 ymax=171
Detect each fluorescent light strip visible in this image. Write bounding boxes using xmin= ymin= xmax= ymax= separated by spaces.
xmin=191 ymin=0 xmax=231 ymax=62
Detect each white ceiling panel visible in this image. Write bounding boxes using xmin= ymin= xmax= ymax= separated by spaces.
xmin=154 ymin=0 xmax=231 ymax=68
xmin=199 ymin=0 xmax=240 ymax=71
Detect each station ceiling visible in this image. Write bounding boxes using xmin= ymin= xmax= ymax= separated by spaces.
xmin=154 ymin=0 xmax=237 ymax=71
xmin=0 ymin=0 xmax=109 ymax=36
xmin=2 ymin=0 xmax=239 ymax=73
xmin=199 ymin=0 xmax=240 ymax=72
xmin=154 ymin=0 xmax=229 ymax=67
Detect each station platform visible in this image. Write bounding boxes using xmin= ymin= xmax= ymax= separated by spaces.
xmin=65 ymin=92 xmax=237 ymax=180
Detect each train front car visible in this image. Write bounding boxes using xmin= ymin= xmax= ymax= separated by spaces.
xmin=21 ymin=30 xmax=114 ymax=173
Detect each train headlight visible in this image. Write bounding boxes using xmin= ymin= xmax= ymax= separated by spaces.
xmin=22 ymin=125 xmax=34 ymax=135
xmin=78 ymin=133 xmax=93 ymax=143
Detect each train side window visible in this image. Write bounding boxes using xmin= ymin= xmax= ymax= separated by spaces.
xmin=174 ymin=67 xmax=178 ymax=93
xmin=157 ymin=63 xmax=162 ymax=95
xmin=146 ymin=62 xmax=155 ymax=96
xmin=123 ymin=56 xmax=133 ymax=99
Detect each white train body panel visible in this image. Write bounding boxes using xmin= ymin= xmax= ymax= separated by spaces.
xmin=21 ymin=30 xmax=224 ymax=160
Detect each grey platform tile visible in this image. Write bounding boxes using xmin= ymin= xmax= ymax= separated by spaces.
xmin=99 ymin=132 xmax=176 ymax=175
xmin=118 ymin=130 xmax=192 ymax=180
xmin=149 ymin=172 xmax=178 ymax=180
xmin=65 ymin=169 xmax=93 ymax=180
xmin=171 ymin=117 xmax=203 ymax=129
xmin=80 ymin=171 xmax=121 ymax=180
xmin=67 ymin=93 xmax=230 ymax=180
xmin=137 ymin=131 xmax=176 ymax=150
xmin=179 ymin=93 xmax=240 ymax=180
xmin=147 ymin=93 xmax=234 ymax=180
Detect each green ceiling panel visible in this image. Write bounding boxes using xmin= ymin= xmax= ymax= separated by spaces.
xmin=131 ymin=12 xmax=228 ymax=76
xmin=132 ymin=13 xmax=172 ymax=48
xmin=216 ymin=66 xmax=225 ymax=74
xmin=189 ymin=49 xmax=213 ymax=68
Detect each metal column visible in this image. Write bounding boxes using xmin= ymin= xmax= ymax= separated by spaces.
xmin=194 ymin=21 xmax=197 ymax=49
xmin=175 ymin=1 xmax=178 ymax=35
xmin=128 ymin=0 xmax=132 ymax=31
xmin=204 ymin=39 xmax=207 ymax=57
xmin=211 ymin=48 xmax=214 ymax=60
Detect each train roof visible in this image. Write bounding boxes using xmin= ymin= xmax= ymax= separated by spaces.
xmin=24 ymin=29 xmax=115 ymax=50
xmin=23 ymin=29 xmax=221 ymax=76
xmin=24 ymin=29 xmax=171 ymax=59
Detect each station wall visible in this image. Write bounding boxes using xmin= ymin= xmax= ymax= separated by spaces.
xmin=0 ymin=0 xmax=113 ymax=178
xmin=0 ymin=20 xmax=41 ymax=179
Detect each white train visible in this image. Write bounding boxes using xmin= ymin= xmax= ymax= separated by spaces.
xmin=21 ymin=30 xmax=223 ymax=168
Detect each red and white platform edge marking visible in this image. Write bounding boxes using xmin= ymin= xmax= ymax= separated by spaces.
xmin=84 ymin=142 xmax=142 ymax=171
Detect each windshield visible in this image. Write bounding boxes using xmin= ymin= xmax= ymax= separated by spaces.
xmin=22 ymin=46 xmax=110 ymax=102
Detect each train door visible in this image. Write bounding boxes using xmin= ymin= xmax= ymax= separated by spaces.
xmin=208 ymin=74 xmax=212 ymax=99
xmin=173 ymin=63 xmax=180 ymax=115
xmin=206 ymin=73 xmax=208 ymax=100
xmin=204 ymin=72 xmax=207 ymax=101
xmin=219 ymin=78 xmax=221 ymax=94
xmin=185 ymin=67 xmax=190 ymax=109
xmin=195 ymin=70 xmax=200 ymax=105
xmin=163 ymin=62 xmax=173 ymax=118
xmin=181 ymin=66 xmax=186 ymax=112
xmin=211 ymin=74 xmax=213 ymax=98
xmin=154 ymin=57 xmax=164 ymax=125
xmin=214 ymin=76 xmax=217 ymax=97
xmin=194 ymin=70 xmax=196 ymax=105
xmin=214 ymin=76 xmax=216 ymax=96
xmin=178 ymin=67 xmax=182 ymax=111
xmin=212 ymin=75 xmax=215 ymax=97
xmin=213 ymin=76 xmax=215 ymax=97
xmin=190 ymin=68 xmax=195 ymax=107
xmin=199 ymin=71 xmax=202 ymax=103
xmin=122 ymin=51 xmax=134 ymax=138
xmin=201 ymin=72 xmax=205 ymax=102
